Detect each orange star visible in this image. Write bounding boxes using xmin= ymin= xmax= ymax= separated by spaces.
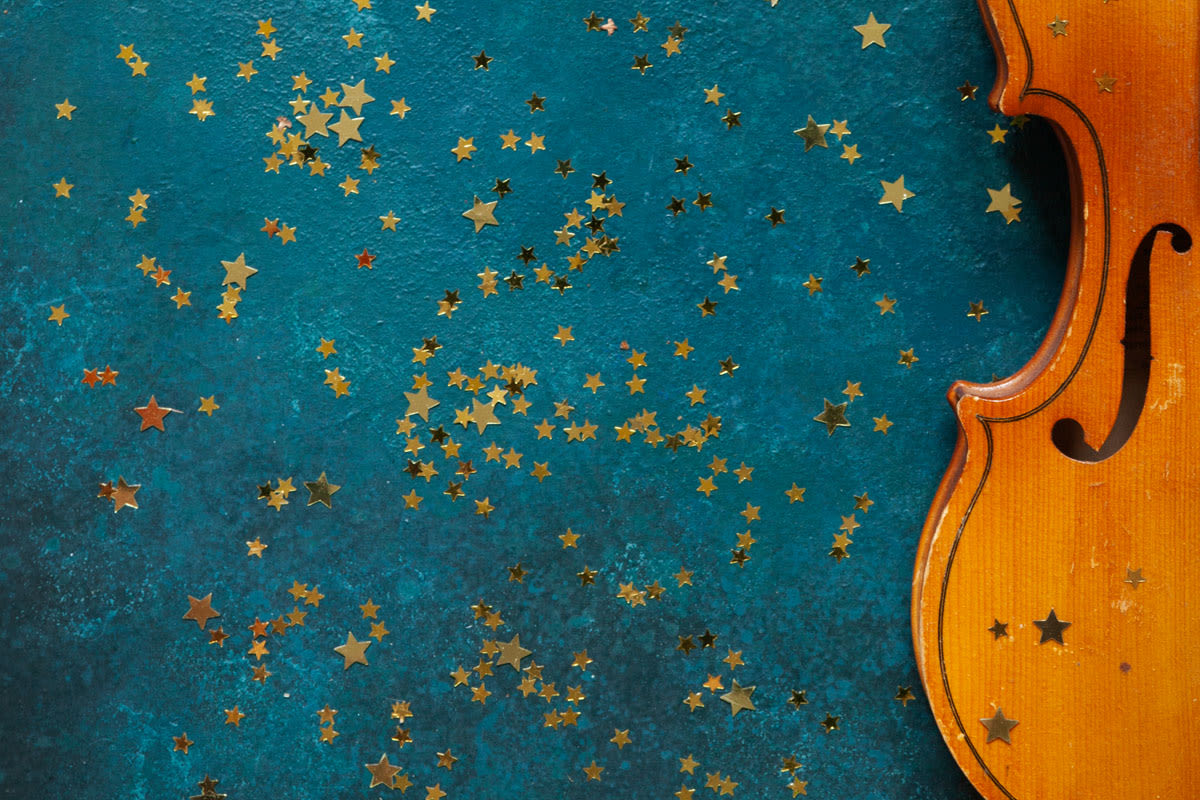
xmin=183 ymin=594 xmax=220 ymax=629
xmin=134 ymin=395 xmax=179 ymax=431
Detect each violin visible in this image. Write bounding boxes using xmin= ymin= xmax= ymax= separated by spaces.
xmin=913 ymin=2 xmax=1200 ymax=798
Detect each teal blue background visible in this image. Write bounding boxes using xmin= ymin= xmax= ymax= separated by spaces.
xmin=0 ymin=1 xmax=1067 ymax=798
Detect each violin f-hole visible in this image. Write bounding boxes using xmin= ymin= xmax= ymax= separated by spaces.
xmin=1052 ymin=223 xmax=1192 ymax=462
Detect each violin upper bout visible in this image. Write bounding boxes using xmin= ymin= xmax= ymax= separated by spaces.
xmin=977 ymin=0 xmax=1032 ymax=115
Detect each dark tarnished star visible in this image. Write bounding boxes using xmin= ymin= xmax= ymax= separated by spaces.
xmin=1033 ymin=608 xmax=1070 ymax=644
xmin=987 ymin=619 xmax=1008 ymax=639
xmin=979 ymin=708 xmax=1019 ymax=743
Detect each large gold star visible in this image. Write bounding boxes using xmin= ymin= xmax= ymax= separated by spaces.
xmin=495 ymin=635 xmax=532 ymax=670
xmin=297 ymin=106 xmax=332 ymax=137
xmin=462 ymin=196 xmax=499 ymax=232
xmin=879 ymin=176 xmax=915 ymax=212
xmin=853 ymin=12 xmax=890 ymax=48
xmin=328 ymin=110 xmax=364 ymax=146
xmin=220 ymin=253 xmax=257 ymax=289
xmin=985 ymin=184 xmax=1022 ymax=223
xmin=339 ymin=79 xmax=375 ymax=114
xmin=183 ymin=594 xmax=220 ymax=629
xmin=813 ymin=399 xmax=850 ymax=435
xmin=305 ymin=472 xmax=341 ymax=507
xmin=365 ymin=754 xmax=401 ymax=788
xmin=110 ymin=476 xmax=140 ymax=512
xmin=334 ymin=631 xmax=371 ymax=669
xmin=719 ymin=681 xmax=756 ymax=716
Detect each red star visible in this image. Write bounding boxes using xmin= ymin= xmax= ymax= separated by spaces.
xmin=82 ymin=368 xmax=100 ymax=387
xmin=355 ymin=248 xmax=376 ymax=269
xmin=133 ymin=395 xmax=179 ymax=431
xmin=151 ymin=266 xmax=172 ymax=286
xmin=99 ymin=365 xmax=119 ymax=385
xmin=261 ymin=217 xmax=280 ymax=237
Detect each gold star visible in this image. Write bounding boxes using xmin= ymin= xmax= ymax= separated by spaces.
xmin=338 ymin=175 xmax=360 ymax=196
xmin=898 ymin=348 xmax=919 ymax=368
xmin=879 ymin=176 xmax=915 ymax=212
xmin=189 ymin=98 xmax=215 ymax=121
xmin=1124 ymin=567 xmax=1147 ymax=589
xmin=305 ymin=472 xmax=341 ymax=507
xmin=256 ymin=18 xmax=275 ymax=36
xmin=462 ymin=196 xmax=499 ymax=232
xmin=261 ymin=38 xmax=282 ymax=59
xmin=236 ymin=61 xmax=257 ymax=81
xmin=986 ymin=184 xmax=1023 ymax=224
xmin=525 ymin=132 xmax=546 ymax=152
xmin=297 ymin=106 xmax=332 ymax=138
xmin=873 ymin=414 xmax=894 ymax=433
xmin=559 ymin=528 xmax=579 ymax=547
xmin=583 ymin=761 xmax=605 ymax=781
xmin=343 ymin=28 xmax=364 ymax=48
xmin=415 ymin=1 xmax=436 ymax=20
xmin=1096 ymin=72 xmax=1117 ymax=93
xmin=958 ymin=81 xmax=978 ymax=101
xmin=198 ymin=396 xmax=219 ymax=415
xmin=611 ymin=729 xmax=632 ymax=748
xmin=840 ymin=143 xmax=861 ymax=164
xmin=365 ymin=754 xmax=402 ymax=789
xmin=316 ymin=338 xmax=338 ymax=358
xmin=968 ymin=300 xmax=989 ymax=321
xmin=854 ymin=12 xmax=890 ymax=48
xmin=802 ymin=274 xmax=823 ymax=295
xmin=785 ymin=483 xmax=806 ymax=503
xmin=52 ymin=177 xmax=73 ymax=198
xmin=110 ymin=477 xmax=140 ymax=512
xmin=1048 ymin=16 xmax=1069 ymax=36
xmin=553 ymin=325 xmax=574 ymax=346
xmin=813 ymin=399 xmax=850 ymax=435
xmin=496 ymin=635 xmax=532 ymax=670
xmin=719 ymin=681 xmax=756 ymax=716
xmin=334 ymin=632 xmax=371 ymax=669
xmin=329 ymin=110 xmax=364 ymax=146
xmin=390 ymin=98 xmax=411 ymax=118
xmin=55 ymin=98 xmax=76 ymax=119
xmin=220 ymin=253 xmax=257 ymax=289
xmin=895 ymin=686 xmax=916 ymax=706
xmin=875 ymin=294 xmax=897 ymax=314
xmin=375 ymin=52 xmax=396 ymax=72
xmin=379 ymin=210 xmax=400 ymax=231
xmin=793 ymin=115 xmax=830 ymax=151
xmin=451 ymin=136 xmax=477 ymax=161
xmin=246 ymin=538 xmax=267 ymax=557
xmin=988 ymin=124 xmax=1008 ymax=144
xmin=172 ymin=733 xmax=193 ymax=753
xmin=631 ymin=53 xmax=652 ymax=74
xmin=48 ymin=304 xmax=69 ymax=325
xmin=703 ymin=84 xmax=724 ymax=105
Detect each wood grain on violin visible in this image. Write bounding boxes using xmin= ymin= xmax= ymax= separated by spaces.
xmin=913 ymin=2 xmax=1199 ymax=798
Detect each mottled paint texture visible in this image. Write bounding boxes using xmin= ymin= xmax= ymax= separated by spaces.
xmin=0 ymin=1 xmax=1068 ymax=798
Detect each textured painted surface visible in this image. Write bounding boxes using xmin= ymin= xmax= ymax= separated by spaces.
xmin=0 ymin=1 xmax=1068 ymax=798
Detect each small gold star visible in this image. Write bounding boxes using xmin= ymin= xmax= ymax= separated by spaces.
xmin=55 ymin=98 xmax=77 ymax=119
xmin=1096 ymin=72 xmax=1117 ymax=93
xmin=52 ymin=177 xmax=73 ymax=198
xmin=988 ymin=124 xmax=1009 ymax=144
xmin=873 ymin=414 xmax=894 ymax=434
xmin=898 ymin=348 xmax=919 ymax=368
xmin=47 ymin=304 xmax=69 ymax=325
xmin=841 ymin=143 xmax=861 ymax=164
xmin=703 ymin=84 xmax=724 ymax=104
xmin=967 ymin=300 xmax=989 ymax=321
xmin=875 ymin=294 xmax=897 ymax=314
xmin=1048 ymin=16 xmax=1069 ymax=36
xmin=198 ymin=396 xmax=219 ymax=415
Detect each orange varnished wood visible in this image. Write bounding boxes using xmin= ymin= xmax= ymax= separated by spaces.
xmin=913 ymin=2 xmax=1200 ymax=798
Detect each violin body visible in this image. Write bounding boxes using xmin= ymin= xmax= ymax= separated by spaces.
xmin=913 ymin=2 xmax=1200 ymax=798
